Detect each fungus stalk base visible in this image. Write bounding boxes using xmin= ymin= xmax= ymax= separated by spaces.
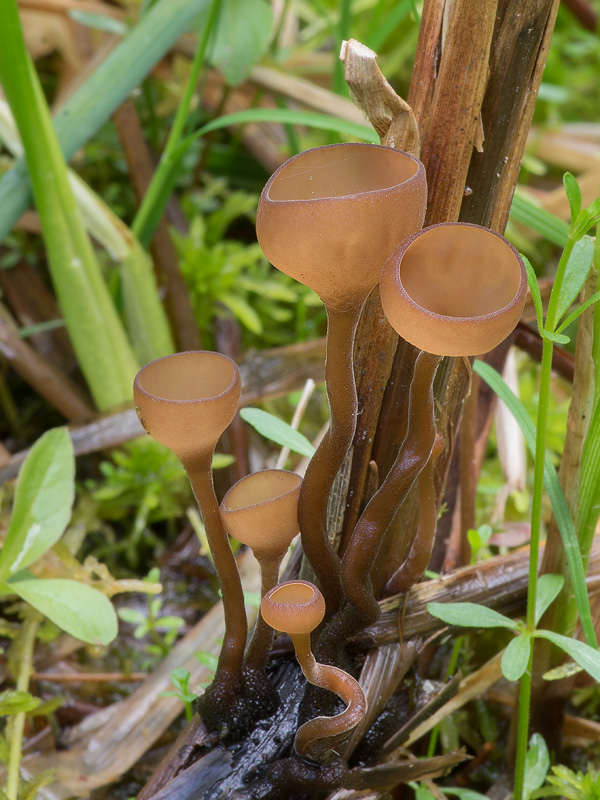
xmin=290 ymin=632 xmax=366 ymax=762
xmin=185 ymin=461 xmax=247 ymax=694
xmin=298 ymin=304 xmax=363 ymax=613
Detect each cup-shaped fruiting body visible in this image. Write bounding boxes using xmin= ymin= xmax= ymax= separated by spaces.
xmin=133 ymin=351 xmax=241 ymax=468
xmin=380 ymin=223 xmax=527 ymax=356
xmin=257 ymin=143 xmax=427 ymax=313
xmin=220 ymin=470 xmax=302 ymax=564
xmin=261 ymin=581 xmax=367 ymax=762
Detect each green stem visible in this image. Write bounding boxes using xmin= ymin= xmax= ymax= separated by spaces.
xmin=132 ymin=0 xmax=221 ymax=247
xmin=514 ymin=333 xmax=553 ymax=800
xmin=6 ymin=612 xmax=41 ymax=800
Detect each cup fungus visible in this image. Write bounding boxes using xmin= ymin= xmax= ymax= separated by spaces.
xmin=380 ymin=222 xmax=527 ymax=357
xmin=257 ymin=143 xmax=427 ymax=610
xmin=220 ymin=469 xmax=302 ymax=667
xmin=261 ymin=580 xmax=367 ymax=762
xmin=133 ymin=352 xmax=247 ymax=708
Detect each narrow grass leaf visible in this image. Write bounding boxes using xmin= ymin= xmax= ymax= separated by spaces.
xmin=556 ymin=290 xmax=600 ymax=334
xmin=563 ymin=173 xmax=582 ymax=224
xmin=579 ymin=394 xmax=600 ymax=562
xmin=6 ymin=578 xmax=118 ymax=645
xmin=240 ymin=408 xmax=315 ymax=457
xmin=535 ymin=573 xmax=564 ymax=624
xmin=68 ymin=9 xmax=128 ymax=36
xmin=427 ymin=602 xmax=519 ymax=630
xmin=534 ymin=630 xmax=600 ymax=682
xmin=0 ymin=429 xmax=73 ymax=582
xmin=501 ymin=634 xmax=532 ymax=681
xmin=474 ymin=359 xmax=598 ymax=648
xmin=0 ymin=4 xmax=139 ymax=409
xmin=0 ymin=0 xmax=213 ymax=243
xmin=509 ymin=193 xmax=569 ymax=247
xmin=554 ymin=236 xmax=595 ymax=325
xmin=522 ymin=254 xmax=544 ymax=335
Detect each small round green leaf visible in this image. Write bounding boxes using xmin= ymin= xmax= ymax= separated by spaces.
xmin=501 ymin=634 xmax=532 ymax=681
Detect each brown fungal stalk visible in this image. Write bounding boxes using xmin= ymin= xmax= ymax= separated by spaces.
xmin=220 ymin=469 xmax=302 ymax=669
xmin=261 ymin=580 xmax=367 ymax=762
xmin=133 ymin=352 xmax=248 ymax=721
xmin=257 ymin=143 xmax=427 ymax=612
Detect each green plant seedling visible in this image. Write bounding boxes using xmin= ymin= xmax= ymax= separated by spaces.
xmin=467 ymin=524 xmax=493 ymax=564
xmin=159 ymin=667 xmax=197 ymax=722
xmin=530 ymin=764 xmax=600 ymax=800
xmin=409 ymin=782 xmax=489 ymax=800
xmin=118 ymin=568 xmax=185 ymax=660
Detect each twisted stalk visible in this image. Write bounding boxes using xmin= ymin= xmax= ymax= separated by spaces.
xmin=341 ymin=351 xmax=442 ymax=625
xmin=298 ymin=304 xmax=363 ymax=614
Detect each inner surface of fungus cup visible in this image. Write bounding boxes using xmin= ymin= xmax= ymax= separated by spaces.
xmin=257 ymin=142 xmax=427 ymax=312
xmin=133 ymin=351 xmax=241 ymax=466
xmin=380 ymin=223 xmax=527 ymax=356
xmin=220 ymin=469 xmax=301 ymax=561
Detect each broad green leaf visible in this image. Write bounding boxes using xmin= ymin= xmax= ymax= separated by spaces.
xmin=7 ymin=578 xmax=118 ymax=645
xmin=212 ymin=453 xmax=236 ymax=470
xmin=442 ymin=789 xmax=490 ymax=800
xmin=68 ymin=9 xmax=128 ymax=35
xmin=0 ymin=428 xmax=74 ymax=581
xmin=563 ymin=173 xmax=582 ymax=224
xmin=535 ymin=573 xmax=564 ymax=625
xmin=524 ymin=733 xmax=550 ymax=795
xmin=522 ymin=254 xmax=544 ymax=335
xmin=240 ymin=407 xmax=315 ymax=457
xmin=196 ymin=0 xmax=273 ymax=86
xmin=553 ymin=236 xmax=595 ymax=325
xmin=535 ymin=630 xmax=600 ymax=682
xmin=501 ymin=634 xmax=531 ymax=681
xmin=426 ymin=602 xmax=518 ymax=630
xmin=0 ymin=690 xmax=41 ymax=716
xmin=474 ymin=359 xmax=598 ymax=649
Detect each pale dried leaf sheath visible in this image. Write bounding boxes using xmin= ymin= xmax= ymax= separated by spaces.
xmin=340 ymin=39 xmax=420 ymax=156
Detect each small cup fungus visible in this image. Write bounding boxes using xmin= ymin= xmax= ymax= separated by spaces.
xmin=261 ymin=580 xmax=367 ymax=762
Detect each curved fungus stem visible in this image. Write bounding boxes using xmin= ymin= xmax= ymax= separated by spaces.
xmin=133 ymin=352 xmax=247 ymax=703
xmin=384 ymin=431 xmax=445 ymax=595
xmin=340 ymin=350 xmax=442 ymax=625
xmin=220 ymin=469 xmax=302 ymax=671
xmin=256 ymin=143 xmax=427 ymax=611
xmin=261 ymin=581 xmax=367 ymax=763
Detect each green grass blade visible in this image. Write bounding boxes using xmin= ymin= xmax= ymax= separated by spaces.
xmin=474 ymin=359 xmax=597 ymax=649
xmin=0 ymin=0 xmax=212 ymax=243
xmin=0 ymin=1 xmax=138 ymax=410
xmin=509 ymin=192 xmax=570 ymax=247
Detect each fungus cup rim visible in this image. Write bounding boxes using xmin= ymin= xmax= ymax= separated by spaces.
xmin=134 ymin=350 xmax=240 ymax=406
xmin=221 ymin=469 xmax=302 ymax=514
xmin=387 ymin=221 xmax=527 ymax=326
xmin=261 ymin=579 xmax=326 ymax=634
xmin=262 ymin=142 xmax=424 ymax=205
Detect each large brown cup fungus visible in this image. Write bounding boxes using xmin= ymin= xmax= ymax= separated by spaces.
xmin=220 ymin=469 xmax=302 ymax=668
xmin=261 ymin=580 xmax=367 ymax=762
xmin=377 ymin=223 xmax=527 ymax=596
xmin=257 ymin=143 xmax=427 ymax=611
xmin=133 ymin=352 xmax=247 ymax=724
xmin=380 ymin=222 xmax=527 ymax=357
